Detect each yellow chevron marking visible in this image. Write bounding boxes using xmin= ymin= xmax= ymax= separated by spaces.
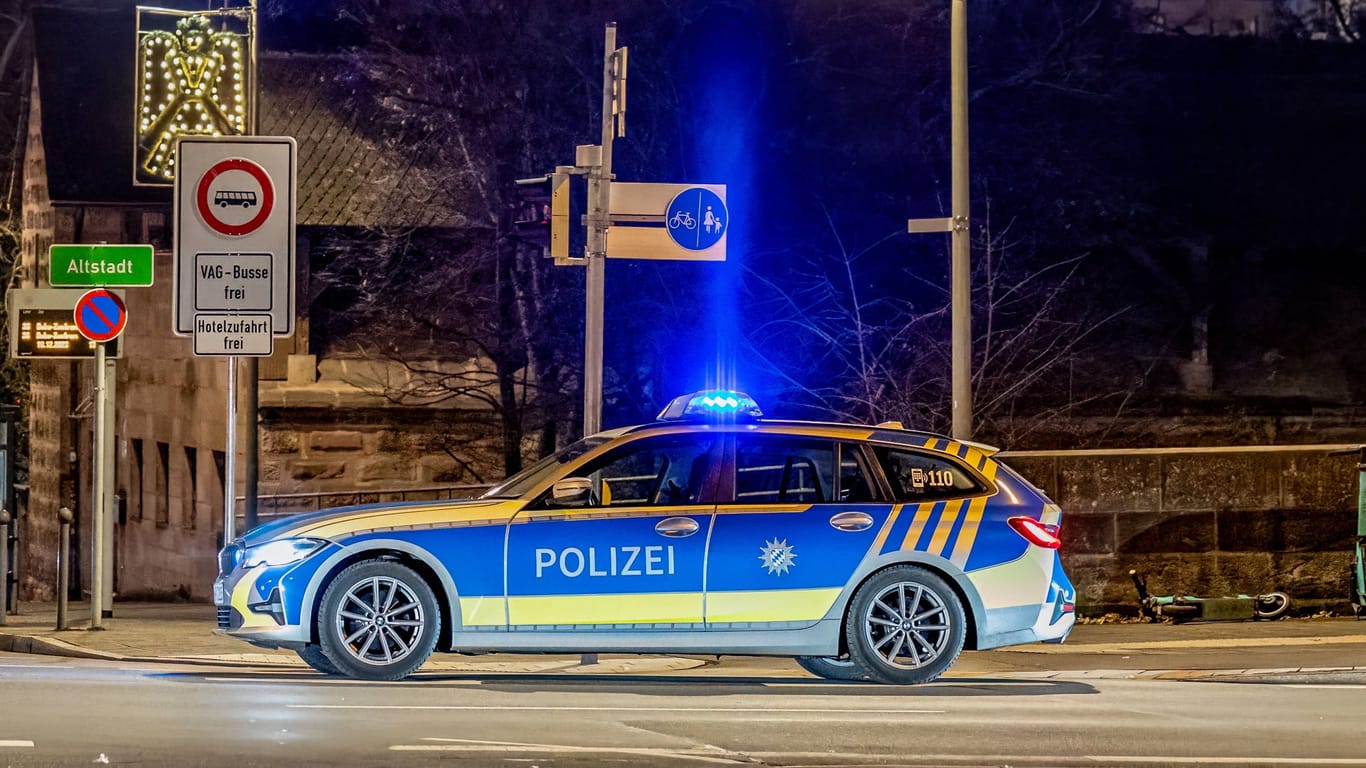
xmin=963 ymin=446 xmax=984 ymax=469
xmin=982 ymin=459 xmax=1000 ymax=482
xmin=943 ymin=440 xmax=962 ymax=457
xmin=948 ymin=494 xmax=989 ymax=567
xmin=508 ymin=592 xmax=702 ymax=625
xmin=705 ymin=588 xmax=843 ymax=624
xmin=459 ymin=596 xmax=506 ymax=627
xmin=926 ymin=499 xmax=966 ymax=556
xmin=901 ymin=502 xmax=937 ymax=551
xmin=923 ymin=438 xmax=940 ymax=451
xmin=870 ymin=504 xmax=904 ymax=553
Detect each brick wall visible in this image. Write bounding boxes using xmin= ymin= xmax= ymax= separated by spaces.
xmin=1003 ymin=446 xmax=1358 ymax=616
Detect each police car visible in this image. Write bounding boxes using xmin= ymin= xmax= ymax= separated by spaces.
xmin=214 ymin=390 xmax=1075 ymax=682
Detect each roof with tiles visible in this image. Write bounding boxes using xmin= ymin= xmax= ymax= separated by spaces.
xmin=259 ymin=52 xmax=476 ymax=229
xmin=32 ymin=7 xmax=478 ymax=230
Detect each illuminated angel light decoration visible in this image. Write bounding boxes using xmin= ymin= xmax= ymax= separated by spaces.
xmin=136 ymin=14 xmax=248 ymax=183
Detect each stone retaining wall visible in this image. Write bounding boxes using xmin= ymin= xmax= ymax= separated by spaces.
xmin=1002 ymin=446 xmax=1359 ymax=616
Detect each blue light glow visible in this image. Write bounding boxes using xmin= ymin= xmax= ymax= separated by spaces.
xmin=672 ymin=8 xmax=770 ymax=400
xmin=658 ymin=389 xmax=764 ymax=421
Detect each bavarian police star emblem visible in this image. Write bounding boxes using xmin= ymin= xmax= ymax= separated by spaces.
xmin=758 ymin=538 xmax=797 ymax=575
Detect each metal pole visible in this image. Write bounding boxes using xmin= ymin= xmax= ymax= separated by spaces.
xmin=243 ymin=0 xmax=261 ymax=533
xmin=583 ymin=22 xmax=617 ymax=438
xmin=949 ymin=0 xmax=972 ymax=441
xmin=91 ymin=342 xmax=106 ymax=629
xmin=0 ymin=508 xmax=9 ymax=625
xmin=1355 ymin=447 xmax=1366 ymax=616
xmin=243 ymin=358 xmax=258 ymax=532
xmin=100 ymin=353 xmax=115 ymax=617
xmin=577 ymin=23 xmax=618 ymax=668
xmin=224 ymin=357 xmax=237 ymax=543
xmin=57 ymin=507 xmax=72 ymax=631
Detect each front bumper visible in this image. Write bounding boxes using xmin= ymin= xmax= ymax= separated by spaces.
xmin=213 ymin=541 xmax=335 ymax=644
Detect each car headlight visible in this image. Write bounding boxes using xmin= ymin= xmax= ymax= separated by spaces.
xmin=241 ymin=538 xmax=327 ymax=569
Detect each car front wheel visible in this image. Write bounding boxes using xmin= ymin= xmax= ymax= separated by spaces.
xmin=318 ymin=559 xmax=440 ymax=681
xmin=844 ymin=565 xmax=966 ymax=685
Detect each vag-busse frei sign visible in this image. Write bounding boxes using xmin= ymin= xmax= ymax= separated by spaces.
xmin=48 ymin=245 xmax=154 ymax=287
xmin=172 ymin=135 xmax=296 ymax=340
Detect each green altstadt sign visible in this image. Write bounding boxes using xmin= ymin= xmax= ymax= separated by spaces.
xmin=49 ymin=244 xmax=154 ymax=287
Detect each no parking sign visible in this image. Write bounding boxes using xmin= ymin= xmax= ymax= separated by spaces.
xmin=73 ymin=289 xmax=128 ymax=343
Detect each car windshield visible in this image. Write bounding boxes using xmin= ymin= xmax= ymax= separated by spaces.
xmin=480 ymin=436 xmax=612 ymax=499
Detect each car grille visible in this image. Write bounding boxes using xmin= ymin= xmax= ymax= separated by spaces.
xmin=217 ymin=606 xmax=233 ymax=629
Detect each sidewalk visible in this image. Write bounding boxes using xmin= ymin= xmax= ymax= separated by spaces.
xmin=1 ymin=600 xmax=1363 ymax=679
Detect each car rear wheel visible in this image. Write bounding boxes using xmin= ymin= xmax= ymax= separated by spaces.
xmin=318 ymin=559 xmax=440 ymax=681
xmin=794 ymin=655 xmax=866 ymax=681
xmin=844 ymin=565 xmax=965 ymax=685
xmin=296 ymin=644 xmax=341 ymax=675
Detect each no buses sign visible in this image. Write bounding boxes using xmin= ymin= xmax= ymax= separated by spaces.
xmin=173 ymin=136 xmax=296 ymax=345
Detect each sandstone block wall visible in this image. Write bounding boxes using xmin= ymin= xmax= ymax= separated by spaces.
xmin=1003 ymin=447 xmax=1359 ymax=616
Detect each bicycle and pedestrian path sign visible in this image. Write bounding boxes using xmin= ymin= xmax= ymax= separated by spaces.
xmin=665 ymin=187 xmax=726 ymax=251
xmin=606 ymin=182 xmax=727 ymax=261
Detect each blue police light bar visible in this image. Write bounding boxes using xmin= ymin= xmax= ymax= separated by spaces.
xmin=657 ymin=390 xmax=764 ymax=421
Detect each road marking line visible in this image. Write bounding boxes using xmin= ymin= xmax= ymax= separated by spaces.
xmin=386 ymin=745 xmax=1366 ymax=767
xmin=0 ymin=740 xmax=35 ymax=748
xmin=1085 ymin=757 xmax=1366 ymax=765
xmin=296 ymin=704 xmax=943 ymax=715
xmin=0 ymin=664 xmax=73 ymax=669
xmin=1280 ymin=684 xmax=1366 ymax=690
xmin=394 ymin=738 xmax=747 ymax=765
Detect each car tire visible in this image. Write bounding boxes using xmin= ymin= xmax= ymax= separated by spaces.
xmin=317 ymin=559 xmax=441 ymax=681
xmin=296 ymin=644 xmax=342 ymax=675
xmin=844 ymin=565 xmax=966 ymax=685
xmin=794 ymin=655 xmax=867 ymax=681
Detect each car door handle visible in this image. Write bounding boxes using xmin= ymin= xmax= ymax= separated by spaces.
xmin=655 ymin=517 xmax=700 ymax=538
xmin=829 ymin=511 xmax=875 ymax=532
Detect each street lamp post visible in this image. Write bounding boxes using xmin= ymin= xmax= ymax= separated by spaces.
xmin=949 ymin=0 xmax=971 ymax=441
xmin=908 ymin=0 xmax=972 ymax=441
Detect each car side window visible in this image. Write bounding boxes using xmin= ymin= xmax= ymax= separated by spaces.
xmin=734 ymin=435 xmax=835 ymax=504
xmin=545 ymin=433 xmax=718 ymax=508
xmin=838 ymin=443 xmax=878 ymax=502
xmin=873 ymin=446 xmax=984 ymax=501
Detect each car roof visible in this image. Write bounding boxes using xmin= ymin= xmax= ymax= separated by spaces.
xmin=617 ymin=418 xmax=1000 ymax=455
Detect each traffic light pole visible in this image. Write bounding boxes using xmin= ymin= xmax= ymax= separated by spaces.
xmin=583 ymin=23 xmax=619 ymax=438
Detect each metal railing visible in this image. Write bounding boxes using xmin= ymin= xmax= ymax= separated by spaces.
xmin=236 ymin=483 xmax=494 ymax=527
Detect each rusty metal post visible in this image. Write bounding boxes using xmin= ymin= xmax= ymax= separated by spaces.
xmin=0 ymin=508 xmax=9 ymax=625
xmin=57 ymin=506 xmax=72 ymax=631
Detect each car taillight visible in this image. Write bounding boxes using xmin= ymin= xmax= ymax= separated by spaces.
xmin=1008 ymin=515 xmax=1061 ymax=549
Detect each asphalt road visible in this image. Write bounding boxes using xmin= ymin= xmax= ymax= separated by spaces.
xmin=2 ymin=652 xmax=1364 ymax=767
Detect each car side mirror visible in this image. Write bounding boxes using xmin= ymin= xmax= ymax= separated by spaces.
xmin=552 ymin=477 xmax=593 ymax=502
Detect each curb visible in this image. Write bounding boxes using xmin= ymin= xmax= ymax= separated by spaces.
xmin=991 ymin=665 xmax=1366 ymax=680
xmin=0 ymin=631 xmax=126 ymax=661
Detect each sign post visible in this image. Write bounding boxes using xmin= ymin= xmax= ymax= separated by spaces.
xmin=72 ymin=288 xmax=127 ymax=629
xmin=174 ymin=136 xmax=296 ymax=542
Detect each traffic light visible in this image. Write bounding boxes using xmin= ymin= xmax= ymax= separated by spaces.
xmin=512 ymin=172 xmax=572 ymax=259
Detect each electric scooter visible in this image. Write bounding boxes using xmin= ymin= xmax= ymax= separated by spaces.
xmin=1129 ymin=570 xmax=1291 ymax=623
